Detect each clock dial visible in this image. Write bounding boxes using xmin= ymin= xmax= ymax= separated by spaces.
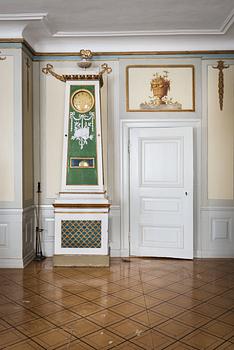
xmin=71 ymin=89 xmax=95 ymax=113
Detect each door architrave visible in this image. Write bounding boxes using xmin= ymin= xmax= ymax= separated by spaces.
xmin=120 ymin=118 xmax=201 ymax=258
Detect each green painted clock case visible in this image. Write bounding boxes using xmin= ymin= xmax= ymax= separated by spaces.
xmin=61 ymin=80 xmax=104 ymax=192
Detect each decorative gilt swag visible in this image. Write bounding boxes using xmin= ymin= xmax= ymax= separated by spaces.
xmin=42 ymin=63 xmax=112 ymax=87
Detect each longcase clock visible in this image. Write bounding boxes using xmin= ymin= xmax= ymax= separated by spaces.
xmin=42 ymin=61 xmax=111 ymax=266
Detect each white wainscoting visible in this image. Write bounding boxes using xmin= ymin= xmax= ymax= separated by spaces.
xmin=200 ymin=207 xmax=234 ymax=257
xmin=109 ymin=205 xmax=121 ymax=256
xmin=41 ymin=205 xmax=55 ymax=257
xmin=0 ymin=209 xmax=23 ymax=267
xmin=23 ymin=206 xmax=35 ymax=266
xmin=0 ymin=207 xmax=35 ymax=268
xmin=41 ymin=205 xmax=121 ymax=257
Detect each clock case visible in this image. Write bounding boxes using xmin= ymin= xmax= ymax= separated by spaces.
xmin=53 ymin=70 xmax=110 ymax=266
xmin=61 ymin=79 xmax=104 ymax=193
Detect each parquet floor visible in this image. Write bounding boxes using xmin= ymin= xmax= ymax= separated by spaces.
xmin=0 ymin=258 xmax=233 ymax=349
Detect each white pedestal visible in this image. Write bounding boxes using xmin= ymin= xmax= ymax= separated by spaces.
xmin=53 ymin=193 xmax=110 ymax=266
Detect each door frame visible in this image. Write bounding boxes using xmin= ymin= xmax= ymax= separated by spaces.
xmin=120 ymin=119 xmax=201 ymax=258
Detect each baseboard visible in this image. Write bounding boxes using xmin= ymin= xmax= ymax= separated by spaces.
xmin=194 ymin=250 xmax=202 ymax=258
xmin=196 ymin=250 xmax=234 ymax=258
xmin=0 ymin=258 xmax=24 ymax=268
xmin=23 ymin=250 xmax=35 ymax=267
xmin=110 ymin=249 xmax=122 ymax=257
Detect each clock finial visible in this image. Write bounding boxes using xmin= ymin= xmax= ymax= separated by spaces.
xmin=78 ymin=49 xmax=93 ymax=69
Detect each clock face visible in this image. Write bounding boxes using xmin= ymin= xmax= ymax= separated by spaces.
xmin=71 ymin=89 xmax=95 ymax=113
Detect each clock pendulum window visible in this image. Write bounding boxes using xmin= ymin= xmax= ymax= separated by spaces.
xmin=42 ymin=58 xmax=112 ymax=267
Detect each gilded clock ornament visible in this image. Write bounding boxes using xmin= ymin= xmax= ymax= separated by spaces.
xmin=71 ymin=89 xmax=95 ymax=113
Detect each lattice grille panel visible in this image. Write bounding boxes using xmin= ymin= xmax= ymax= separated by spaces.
xmin=61 ymin=220 xmax=101 ymax=248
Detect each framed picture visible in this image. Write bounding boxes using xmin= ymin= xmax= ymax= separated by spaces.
xmin=126 ymin=65 xmax=195 ymax=112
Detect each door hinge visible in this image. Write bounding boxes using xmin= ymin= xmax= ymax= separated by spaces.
xmin=128 ymin=141 xmax=131 ymax=153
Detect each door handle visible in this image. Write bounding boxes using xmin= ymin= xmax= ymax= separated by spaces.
xmin=185 ymin=191 xmax=188 ymax=196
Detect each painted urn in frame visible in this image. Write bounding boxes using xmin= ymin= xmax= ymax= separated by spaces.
xmin=151 ymin=71 xmax=170 ymax=105
xmin=140 ymin=70 xmax=182 ymax=110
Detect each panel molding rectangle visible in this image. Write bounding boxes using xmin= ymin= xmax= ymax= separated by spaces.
xmin=211 ymin=218 xmax=232 ymax=241
xmin=141 ymin=197 xmax=181 ymax=213
xmin=141 ymin=225 xmax=184 ymax=249
xmin=141 ymin=137 xmax=184 ymax=187
xmin=0 ymin=224 xmax=8 ymax=247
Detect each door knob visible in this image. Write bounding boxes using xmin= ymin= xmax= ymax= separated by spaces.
xmin=185 ymin=191 xmax=188 ymax=196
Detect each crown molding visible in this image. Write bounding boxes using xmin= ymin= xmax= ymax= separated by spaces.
xmin=220 ymin=9 xmax=234 ymax=34
xmin=0 ymin=13 xmax=47 ymax=21
xmin=0 ymin=13 xmax=48 ymax=38
xmin=52 ymin=11 xmax=234 ymax=38
xmin=52 ymin=29 xmax=224 ymax=37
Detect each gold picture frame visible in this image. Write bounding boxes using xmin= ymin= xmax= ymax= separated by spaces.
xmin=126 ymin=65 xmax=195 ymax=112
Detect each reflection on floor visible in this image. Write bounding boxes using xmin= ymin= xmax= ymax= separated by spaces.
xmin=0 ymin=258 xmax=233 ymax=349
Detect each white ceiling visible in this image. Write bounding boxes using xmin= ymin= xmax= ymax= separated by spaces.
xmin=0 ymin=0 xmax=233 ymax=52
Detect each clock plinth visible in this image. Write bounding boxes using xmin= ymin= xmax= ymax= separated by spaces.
xmin=52 ymin=73 xmax=110 ymax=267
xmin=53 ymin=194 xmax=110 ymax=267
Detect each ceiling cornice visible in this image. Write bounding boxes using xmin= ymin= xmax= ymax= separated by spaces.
xmin=52 ymin=29 xmax=227 ymax=37
xmin=220 ymin=9 xmax=234 ymax=34
xmin=52 ymin=10 xmax=234 ymax=38
xmin=0 ymin=13 xmax=47 ymax=21
xmin=0 ymin=13 xmax=48 ymax=38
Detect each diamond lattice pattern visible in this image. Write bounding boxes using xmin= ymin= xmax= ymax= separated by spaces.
xmin=61 ymin=220 xmax=101 ymax=248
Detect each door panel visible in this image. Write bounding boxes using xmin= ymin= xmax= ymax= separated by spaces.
xmin=130 ymin=127 xmax=193 ymax=259
xmin=141 ymin=138 xmax=183 ymax=187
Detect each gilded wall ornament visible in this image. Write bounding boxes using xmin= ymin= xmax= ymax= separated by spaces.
xmin=78 ymin=49 xmax=93 ymax=69
xmin=212 ymin=60 xmax=229 ymax=111
xmin=42 ymin=48 xmax=112 ymax=87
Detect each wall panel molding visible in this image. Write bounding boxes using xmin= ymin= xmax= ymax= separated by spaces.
xmin=0 ymin=224 xmax=8 ymax=247
xmin=200 ymin=207 xmax=234 ymax=257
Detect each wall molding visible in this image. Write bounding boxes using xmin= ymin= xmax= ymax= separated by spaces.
xmin=0 ymin=206 xmax=36 ymax=268
xmin=200 ymin=207 xmax=234 ymax=258
xmin=201 ymin=206 xmax=234 ymax=211
xmin=1 ymin=39 xmax=234 ymax=58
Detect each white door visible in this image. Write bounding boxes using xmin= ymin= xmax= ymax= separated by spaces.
xmin=130 ymin=127 xmax=193 ymax=259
